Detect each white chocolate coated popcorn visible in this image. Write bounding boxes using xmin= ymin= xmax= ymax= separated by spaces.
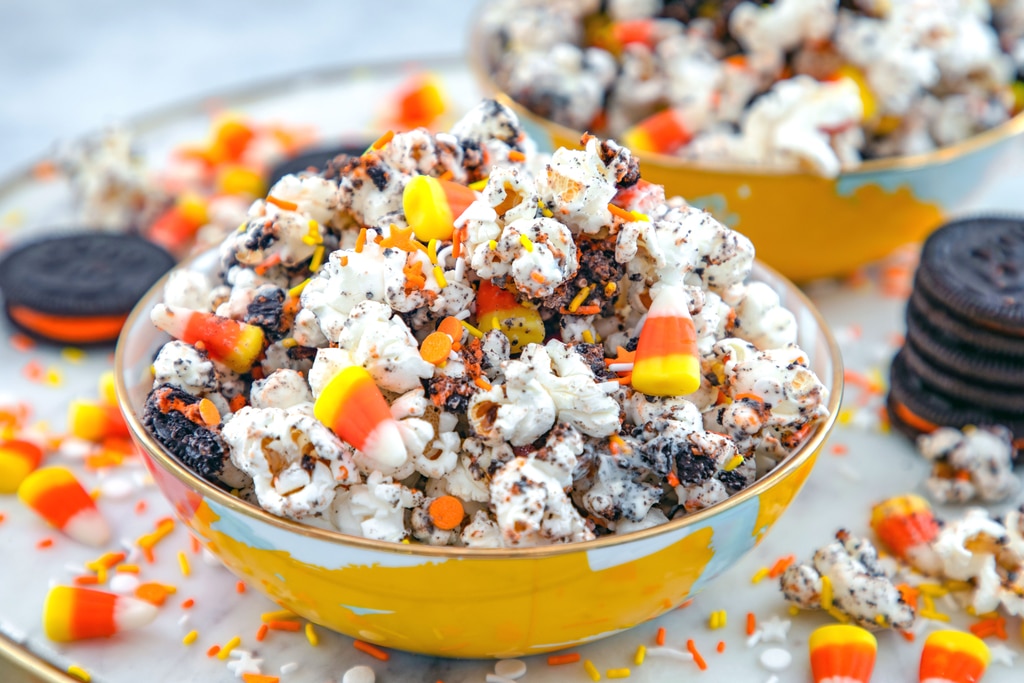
xmin=917 ymin=425 xmax=1019 ymax=503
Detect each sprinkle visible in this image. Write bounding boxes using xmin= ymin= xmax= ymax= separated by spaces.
xmin=134 ymin=500 xmax=147 ymax=515
xmin=426 ymin=238 xmax=440 ymax=265
xmin=474 ymin=376 xmax=493 ymax=391
xmin=116 ymin=564 xmax=139 ymax=574
xmin=530 ymin=271 xmax=546 ymax=284
xmin=61 ymin=347 xmax=86 ymax=364
xmin=634 ymin=645 xmax=646 ymax=665
xmin=207 ymin=645 xmax=221 ymax=657
xmin=183 ymin=630 xmax=198 ymax=645
xmin=830 ymin=443 xmax=848 ymax=455
xmin=820 ymin=575 xmax=833 ymax=610
xmin=256 ymin=624 xmax=269 ymax=641
xmin=646 ymin=647 xmax=694 ymax=662
xmin=267 ymin=620 xmax=301 ymax=632
xmin=519 ymin=233 xmax=534 ymax=252
xmin=236 ymin=581 xmax=246 ymax=594
xmin=180 ymin=598 xmax=195 ymax=609
xmin=266 ymin=195 xmax=298 ymax=212
xmin=353 ymin=639 xmax=390 ymax=661
xmin=581 ymin=329 xmax=596 ymax=344
xmin=751 ymin=567 xmax=770 ymax=584
xmin=608 ymin=204 xmax=635 ymax=222
xmin=583 ymin=659 xmax=601 ymax=681
xmin=302 ymin=220 xmax=322 ymax=246
xmin=288 ymin=278 xmax=310 ymax=298
xmin=218 ymin=636 xmax=241 ymax=659
xmin=241 ymin=675 xmax=279 ymax=683
xmin=66 ymin=665 xmax=91 ymax=681
xmin=305 ymin=622 xmax=319 ymax=646
xmin=37 ymin=538 xmax=54 ymax=549
xmin=568 ymin=285 xmax=594 ymax=313
xmin=768 ymin=555 xmax=795 ymax=578
xmin=716 ymin=641 xmax=726 ymax=653
xmin=355 ymin=228 xmax=367 ymax=253
xmin=918 ymin=583 xmax=949 ymax=597
xmin=310 ymin=245 xmax=325 ymax=272
xmin=723 ymin=454 xmax=744 ymax=471
xmin=261 ymin=610 xmax=299 ymax=622
xmin=746 ymin=612 xmax=757 ymax=636
xmin=508 ymin=149 xmax=526 ymax=162
xmin=656 ymin=627 xmax=666 ymax=646
xmin=709 ymin=610 xmax=727 ymax=630
xmin=178 ymin=552 xmax=191 ymax=577
xmin=432 ymin=265 xmax=448 ymax=288
xmin=460 ymin=320 xmax=484 ymax=339
xmin=369 ymin=130 xmax=395 ymax=151
xmin=488 ymin=239 xmax=498 ymax=251
xmin=746 ymin=631 xmax=763 ymax=648
xmin=10 ymin=333 xmax=35 ymax=352
xmin=687 ymin=640 xmax=707 ymax=671
xmin=606 ymin=668 xmax=630 ymax=679
xmin=547 ymin=652 xmax=580 ymax=665
xmin=279 ymin=662 xmax=299 ymax=675
xmin=469 ymin=178 xmax=489 ymax=191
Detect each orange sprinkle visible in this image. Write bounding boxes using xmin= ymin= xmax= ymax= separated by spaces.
xmin=655 ymin=627 xmax=666 ymax=646
xmin=370 ymin=130 xmax=395 ymax=151
xmin=37 ymin=538 xmax=54 ymax=549
xmin=236 ymin=581 xmax=246 ymax=594
xmin=716 ymin=641 xmax=725 ymax=653
xmin=206 ymin=645 xmax=221 ymax=658
xmin=508 ymin=150 xmax=526 ymax=162
xmin=547 ymin=652 xmax=581 ymax=665
xmin=10 ymin=333 xmax=35 ymax=352
xmin=970 ymin=617 xmax=1007 ymax=640
xmin=473 ymin=376 xmax=492 ymax=391
xmin=0 ymin=513 xmax=5 ymax=524
xmin=355 ymin=228 xmax=367 ymax=253
xmin=687 ymin=639 xmax=707 ymax=671
xmin=530 ymin=271 xmax=547 ymax=284
xmin=198 ymin=398 xmax=221 ymax=427
xmin=191 ymin=535 xmax=202 ymax=554
xmin=229 ymin=394 xmax=247 ymax=413
xmin=135 ymin=582 xmax=175 ymax=606
xmin=267 ymin=620 xmax=302 ymax=632
xmin=241 ymin=675 xmax=280 ymax=683
xmin=73 ymin=575 xmax=100 ymax=585
xmin=768 ymin=555 xmax=795 ymax=579
xmin=353 ymin=639 xmax=390 ymax=661
xmin=339 ymin=255 xmax=349 ymax=267
xmin=746 ymin=612 xmax=756 ymax=636
xmin=899 ymin=629 xmax=916 ymax=642
xmin=134 ymin=499 xmax=147 ymax=515
xmin=428 ymin=495 xmax=465 ymax=530
xmin=253 ymin=252 xmax=282 ymax=276
xmin=830 ymin=443 xmax=848 ymax=455
xmin=181 ymin=598 xmax=195 ymax=609
xmin=266 ymin=195 xmax=298 ymax=212
xmin=33 ymin=159 xmax=59 ymax=180
xmin=451 ymin=226 xmax=464 ymax=260
xmin=420 ymin=331 xmax=453 ymax=366
xmin=608 ymin=204 xmax=635 ymax=222
xmin=256 ymin=624 xmax=269 ymax=642
xmin=666 ymin=471 xmax=680 ymax=488
xmin=572 ymin=305 xmax=601 ymax=316
xmin=897 ymin=584 xmax=920 ymax=611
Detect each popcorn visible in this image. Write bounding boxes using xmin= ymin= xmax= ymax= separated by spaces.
xmin=142 ymin=98 xmax=830 ymax=547
xmin=917 ymin=425 xmax=1019 ymax=503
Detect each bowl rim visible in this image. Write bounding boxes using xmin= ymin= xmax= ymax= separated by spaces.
xmin=115 ymin=251 xmax=843 ymax=560
xmin=467 ymin=17 xmax=1024 ymax=178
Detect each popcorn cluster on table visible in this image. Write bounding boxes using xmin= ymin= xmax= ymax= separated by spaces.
xmin=143 ymin=99 xmax=830 ymax=548
xmin=479 ymin=0 xmax=1024 ymax=176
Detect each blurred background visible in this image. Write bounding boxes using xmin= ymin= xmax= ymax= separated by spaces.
xmin=0 ymin=0 xmax=485 ymax=178
xmin=0 ymin=3 xmax=482 ymax=681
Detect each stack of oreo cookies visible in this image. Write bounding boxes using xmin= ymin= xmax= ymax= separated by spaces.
xmin=887 ymin=216 xmax=1024 ymax=443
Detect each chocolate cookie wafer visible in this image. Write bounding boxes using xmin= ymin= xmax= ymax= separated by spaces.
xmin=900 ymin=337 xmax=1024 ymax=412
xmin=908 ymin=285 xmax=1024 ymax=358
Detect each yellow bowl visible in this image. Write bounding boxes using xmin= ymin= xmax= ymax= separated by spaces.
xmin=115 ymin=249 xmax=842 ymax=658
xmin=469 ymin=29 xmax=1024 ymax=283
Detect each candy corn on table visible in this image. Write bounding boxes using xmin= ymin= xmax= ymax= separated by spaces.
xmin=3 ymin=58 xmax=1024 ymax=683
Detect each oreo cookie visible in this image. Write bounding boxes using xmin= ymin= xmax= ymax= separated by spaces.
xmin=264 ymin=140 xmax=373 ymax=188
xmin=908 ymin=286 xmax=1024 ymax=358
xmin=0 ymin=232 xmax=174 ymax=344
xmin=900 ymin=337 xmax=1024 ymax=412
xmin=914 ymin=216 xmax=1024 ymax=334
xmin=887 ymin=350 xmax=1024 ymax=441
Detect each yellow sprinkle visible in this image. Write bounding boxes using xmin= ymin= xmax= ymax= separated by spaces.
xmin=433 ymin=266 xmax=448 ymax=288
xmin=61 ymin=347 xmax=86 ymax=364
xmin=301 ymin=219 xmax=323 ymax=246
xmin=310 ymin=245 xmax=325 ymax=272
xmin=976 ymin=611 xmax=1000 ymax=620
xmin=917 ymin=583 xmax=948 ymax=597
xmin=519 ymin=233 xmax=534 ymax=252
xmin=427 ymin=238 xmax=439 ymax=265
xmin=751 ymin=567 xmax=770 ymax=584
xmin=288 ymin=278 xmax=310 ymax=298
xmin=607 ymin=668 xmax=631 ymax=679
xmin=95 ymin=567 xmax=107 ymax=585
xmin=874 ymin=614 xmax=887 ymax=626
xmin=918 ymin=609 xmax=951 ymax=622
xmin=944 ymin=580 xmax=973 ymax=593
xmin=116 ymin=564 xmax=140 ymax=574
xmin=236 ymin=222 xmax=247 ymax=233
xmin=281 ymin=337 xmax=299 ymax=348
xmin=490 ymin=316 xmax=500 ymax=331
xmin=66 ymin=665 xmax=91 ymax=682
xmin=604 ymin=282 xmax=618 ymax=296
xmin=723 ymin=454 xmax=744 ymax=472
xmin=469 ymin=177 xmax=489 ymax=191
xmin=568 ymin=285 xmax=594 ymax=313
xmin=631 ymin=211 xmax=650 ymax=222
xmin=305 ymin=622 xmax=319 ymax=646
xmin=460 ymin=320 xmax=484 ymax=339
xmin=821 ymin=575 xmax=833 ymax=610
xmin=178 ymin=551 xmax=191 ymax=578
xmin=261 ymin=610 xmax=300 ymax=622
xmin=538 ymin=200 xmax=553 ymax=218
xmin=634 ymin=644 xmax=646 ymax=665
xmin=488 ymin=239 xmax=498 ymax=251
xmin=581 ymin=329 xmax=596 ymax=344
xmin=837 ymin=408 xmax=854 ymax=425
xmin=789 ymin=605 xmax=802 ymax=617
xmin=718 ymin=610 xmax=727 ymax=629
xmin=584 ymin=659 xmax=601 ymax=681
xmin=183 ymin=630 xmax=198 ymax=645
xmin=922 ymin=595 xmax=936 ymax=613
xmin=217 ymin=636 xmax=241 ymax=660
xmin=45 ymin=367 xmax=63 ymax=387
xmin=825 ymin=606 xmax=849 ymax=622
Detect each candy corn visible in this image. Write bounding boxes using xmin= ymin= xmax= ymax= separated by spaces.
xmin=43 ymin=586 xmax=158 ymax=642
xmin=150 ymin=304 xmax=265 ymax=374
xmin=919 ymin=630 xmax=989 ymax=683
xmin=67 ymin=399 xmax=129 ymax=443
xmin=147 ymin=193 xmax=208 ymax=254
xmin=622 ymin=109 xmax=694 ymax=155
xmin=809 ymin=625 xmax=877 ymax=683
xmin=631 ymin=284 xmax=701 ymax=396
xmin=474 ymin=280 xmax=545 ymax=353
xmin=392 ymin=73 xmax=447 ymax=129
xmin=18 ymin=466 xmax=110 ymax=546
xmin=870 ymin=494 xmax=943 ymax=576
xmin=314 ymin=366 xmax=407 ymax=469
xmin=0 ymin=439 xmax=44 ymax=493
xmin=402 ymin=175 xmax=477 ymax=241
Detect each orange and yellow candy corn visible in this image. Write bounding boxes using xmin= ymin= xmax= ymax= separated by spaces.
xmin=475 ymin=280 xmax=545 ymax=353
xmin=44 ymin=586 xmax=158 ymax=642
xmin=18 ymin=466 xmax=110 ymax=546
xmin=919 ymin=630 xmax=989 ymax=683
xmin=151 ymin=304 xmax=265 ymax=374
xmin=402 ymin=175 xmax=477 ymax=241
xmin=809 ymin=624 xmax=877 ymax=683
xmin=0 ymin=439 xmax=44 ymax=494
xmin=314 ymin=366 xmax=407 ymax=469
xmin=632 ymin=284 xmax=701 ymax=396
xmin=622 ymin=108 xmax=695 ymax=155
xmin=67 ymin=399 xmax=130 ymax=443
xmin=147 ymin=193 xmax=208 ymax=254
xmin=871 ymin=494 xmax=943 ymax=576
xmin=392 ymin=73 xmax=447 ymax=129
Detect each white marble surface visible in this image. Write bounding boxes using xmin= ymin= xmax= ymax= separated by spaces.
xmin=0 ymin=0 xmax=484 ymax=178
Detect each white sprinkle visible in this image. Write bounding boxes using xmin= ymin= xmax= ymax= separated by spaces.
xmin=230 ymin=649 xmax=252 ymax=659
xmin=596 ymin=380 xmax=622 ymax=393
xmin=486 ymin=675 xmax=515 ymax=683
xmin=453 ymin=256 xmax=466 ymax=281
xmin=646 ymin=647 xmax=694 ymax=662
xmin=64 ymin=563 xmax=86 ymax=574
xmin=454 ymin=309 xmax=471 ymax=320
xmin=759 ymin=648 xmax=792 ymax=672
xmin=494 ymin=659 xmax=527 ymax=680
xmin=109 ymin=573 xmax=140 ymax=594
xmin=177 ymin=614 xmax=191 ymax=628
xmin=746 ymin=630 xmax=763 ymax=648
xmin=342 ymin=665 xmax=376 ymax=683
xmin=607 ymin=363 xmax=634 ymax=372
xmin=100 ymin=477 xmax=136 ymax=500
xmin=280 ymin=662 xmax=300 ymax=674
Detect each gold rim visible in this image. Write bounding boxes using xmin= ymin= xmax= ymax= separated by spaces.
xmin=0 ymin=632 xmax=75 ymax=683
xmin=467 ymin=22 xmax=1024 ymax=177
xmin=115 ymin=251 xmax=843 ymax=560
